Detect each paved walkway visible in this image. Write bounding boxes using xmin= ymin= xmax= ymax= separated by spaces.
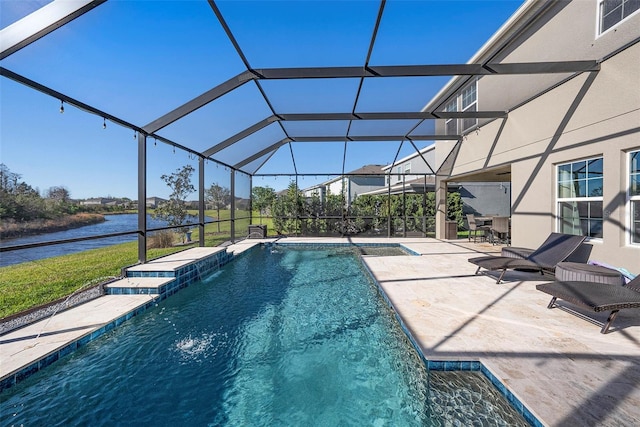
xmin=1 ymin=238 xmax=638 ymax=426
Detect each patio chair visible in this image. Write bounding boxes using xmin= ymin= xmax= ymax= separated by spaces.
xmin=536 ymin=274 xmax=640 ymax=334
xmin=468 ymin=233 xmax=586 ymax=283
xmin=467 ymin=214 xmax=491 ymax=243
xmin=502 ymin=233 xmax=592 ymax=262
xmin=490 ymin=216 xmax=510 ymax=245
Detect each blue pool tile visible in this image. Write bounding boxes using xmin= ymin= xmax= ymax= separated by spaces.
xmin=39 ymin=351 xmax=60 ymax=370
xmin=15 ymin=363 xmax=39 ymax=383
xmin=90 ymin=326 xmax=105 ymax=341
xmin=428 ymin=361 xmax=445 ymax=371
xmin=444 ymin=361 xmax=459 ymax=371
xmin=58 ymin=342 xmax=77 ymax=358
xmin=0 ymin=375 xmax=16 ymax=392
xmin=523 ymin=409 xmax=544 ymax=427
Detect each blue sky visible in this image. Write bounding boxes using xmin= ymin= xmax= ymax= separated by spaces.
xmin=1 ymin=0 xmax=523 ymax=199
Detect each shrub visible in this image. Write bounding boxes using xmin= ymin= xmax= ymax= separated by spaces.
xmin=148 ymin=230 xmax=175 ymax=248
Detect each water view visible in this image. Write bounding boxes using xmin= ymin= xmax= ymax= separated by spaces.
xmin=0 ymin=214 xmax=204 ymax=267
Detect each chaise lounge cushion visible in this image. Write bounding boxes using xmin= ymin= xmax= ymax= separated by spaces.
xmin=555 ymin=261 xmax=624 ymax=285
xmin=501 ymin=246 xmax=534 ymax=259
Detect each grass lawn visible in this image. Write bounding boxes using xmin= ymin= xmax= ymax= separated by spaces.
xmin=0 ymin=211 xmax=459 ymax=319
xmin=0 ymin=210 xmax=255 ymax=319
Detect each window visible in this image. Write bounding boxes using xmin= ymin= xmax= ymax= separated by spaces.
xmin=599 ymin=0 xmax=640 ymax=34
xmin=630 ymin=150 xmax=640 ymax=244
xmin=557 ymin=157 xmax=604 ymax=238
xmin=440 ymin=80 xmax=478 ymax=135
xmin=444 ymin=99 xmax=457 ymax=135
xmin=461 ymin=81 xmax=477 ymax=131
xmin=404 ymin=162 xmax=411 ymax=173
xmin=396 ymin=165 xmax=402 ymax=183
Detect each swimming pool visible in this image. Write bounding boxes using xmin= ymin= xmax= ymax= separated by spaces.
xmin=1 ymin=245 xmax=530 ymax=426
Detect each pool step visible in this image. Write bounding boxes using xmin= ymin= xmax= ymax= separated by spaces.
xmin=104 ymin=277 xmax=176 ymax=296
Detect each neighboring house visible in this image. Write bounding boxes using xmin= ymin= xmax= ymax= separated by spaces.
xmin=383 ymin=145 xmax=437 ymax=187
xmin=361 ymin=145 xmax=512 ymax=218
xmin=80 ymin=198 xmax=115 ymax=206
xmin=302 ymin=165 xmax=386 ymax=207
xmin=146 ymin=197 xmax=166 ymax=208
xmin=427 ymin=0 xmax=640 ymax=269
xmin=235 ymin=197 xmax=250 ymax=211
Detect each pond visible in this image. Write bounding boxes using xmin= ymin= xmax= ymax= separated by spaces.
xmin=0 ymin=214 xmax=208 ymax=267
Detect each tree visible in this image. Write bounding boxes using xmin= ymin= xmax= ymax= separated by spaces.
xmin=45 ymin=186 xmax=74 ymax=216
xmin=46 ymin=186 xmax=71 ymax=203
xmin=0 ymin=163 xmax=20 ymax=192
xmin=0 ymin=164 xmax=45 ymax=221
xmin=153 ymin=165 xmax=195 ymax=243
xmin=272 ymin=181 xmax=303 ymax=235
xmin=205 ymin=182 xmax=231 ymax=232
xmin=251 ymin=185 xmax=275 ymax=224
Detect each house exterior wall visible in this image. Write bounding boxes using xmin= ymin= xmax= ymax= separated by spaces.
xmin=441 ymin=37 xmax=640 ymax=269
xmin=384 ymin=147 xmax=437 ymax=185
xmin=348 ymin=176 xmax=386 ymax=201
xmin=327 ymin=179 xmax=344 ymax=197
xmin=475 ymin=1 xmax=640 ymax=115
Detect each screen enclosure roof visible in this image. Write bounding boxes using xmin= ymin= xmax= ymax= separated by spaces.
xmin=0 ymin=0 xmax=600 ymax=178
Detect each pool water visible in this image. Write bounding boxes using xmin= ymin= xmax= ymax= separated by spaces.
xmin=357 ymin=245 xmax=411 ymax=256
xmin=1 ymin=246 xmax=529 ymax=426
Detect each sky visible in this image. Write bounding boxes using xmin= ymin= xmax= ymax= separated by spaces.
xmin=0 ymin=0 xmax=523 ymax=200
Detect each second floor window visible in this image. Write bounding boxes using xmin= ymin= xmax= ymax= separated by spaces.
xmin=599 ymin=0 xmax=640 ymax=34
xmin=461 ymin=82 xmax=477 ymax=131
xmin=444 ymin=99 xmax=457 ymax=135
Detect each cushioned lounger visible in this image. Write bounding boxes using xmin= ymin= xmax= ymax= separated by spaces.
xmin=536 ymin=275 xmax=640 ymax=334
xmin=501 ymin=246 xmax=534 ymax=259
xmin=468 ymin=233 xmax=586 ymax=284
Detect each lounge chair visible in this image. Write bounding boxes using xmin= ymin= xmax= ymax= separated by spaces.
xmin=468 ymin=233 xmax=586 ymax=283
xmin=536 ymin=274 xmax=640 ymax=333
xmin=502 ymin=233 xmax=592 ymax=262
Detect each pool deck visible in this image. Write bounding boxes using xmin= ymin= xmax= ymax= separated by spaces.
xmin=1 ymin=237 xmax=639 ymax=426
